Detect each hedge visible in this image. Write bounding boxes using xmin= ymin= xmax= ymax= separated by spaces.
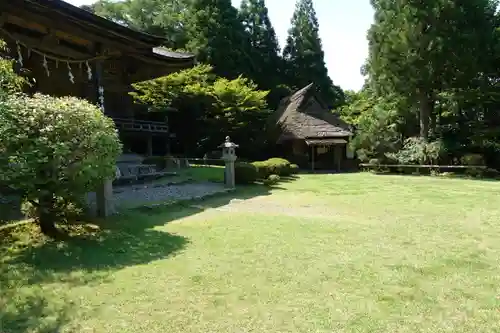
xmin=235 ymin=162 xmax=258 ymax=184
xmin=252 ymin=157 xmax=292 ymax=179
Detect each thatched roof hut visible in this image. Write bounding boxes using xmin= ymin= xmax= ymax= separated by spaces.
xmin=271 ymin=83 xmax=355 ymax=171
xmin=273 ymin=83 xmax=352 ymax=145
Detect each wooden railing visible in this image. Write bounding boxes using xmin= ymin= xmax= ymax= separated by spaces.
xmin=113 ymin=118 xmax=169 ymax=133
xmin=359 ymin=164 xmax=487 ymax=172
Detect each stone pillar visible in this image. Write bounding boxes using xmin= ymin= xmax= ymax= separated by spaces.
xmin=96 ymin=179 xmax=115 ymax=217
xmin=224 ymin=157 xmax=236 ymax=188
xmin=219 ymin=136 xmax=238 ymax=188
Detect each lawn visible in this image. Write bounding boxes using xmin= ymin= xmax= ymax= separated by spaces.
xmin=2 ymin=173 xmax=500 ymax=332
xmin=151 ymin=165 xmax=225 ymax=185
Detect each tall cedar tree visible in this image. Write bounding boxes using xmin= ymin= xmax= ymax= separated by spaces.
xmin=239 ymin=0 xmax=282 ymax=89
xmin=367 ymin=0 xmax=498 ymax=140
xmin=86 ymin=0 xmax=188 ymax=49
xmin=185 ymin=0 xmax=254 ymax=79
xmin=283 ymin=0 xmax=344 ymax=108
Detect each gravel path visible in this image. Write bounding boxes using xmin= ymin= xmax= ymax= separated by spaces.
xmin=87 ymin=181 xmax=228 ymax=211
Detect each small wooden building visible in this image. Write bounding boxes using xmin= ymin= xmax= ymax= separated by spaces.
xmin=272 ymin=83 xmax=354 ymax=171
xmin=0 ymin=0 xmax=195 ymax=155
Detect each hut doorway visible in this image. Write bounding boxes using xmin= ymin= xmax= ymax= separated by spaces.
xmin=306 ymin=139 xmax=347 ymax=171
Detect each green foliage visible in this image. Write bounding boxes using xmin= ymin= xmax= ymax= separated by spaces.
xmin=21 ymin=196 xmax=88 ymax=221
xmin=234 ymin=162 xmax=258 ymax=184
xmin=0 ymin=40 xmax=25 ymax=96
xmin=461 ymin=154 xmax=485 ymax=166
xmin=0 ymin=94 xmax=122 ymax=233
xmin=185 ymin=0 xmax=254 ymax=79
xmin=387 ymin=137 xmax=445 ymax=165
xmin=337 ymin=89 xmax=375 ymax=125
xmin=252 ymin=161 xmax=270 ymax=179
xmin=88 ymin=0 xmax=188 ymax=49
xmin=133 ymin=65 xmax=270 ymax=158
xmin=367 ymin=0 xmax=497 ymax=139
xmin=252 ymin=157 xmax=292 ymax=178
xmin=283 ymin=0 xmax=344 ymax=107
xmin=239 ymin=0 xmax=283 ymax=89
xmin=350 ymin=97 xmax=402 ymax=163
xmin=132 ymin=64 xmax=215 ymax=109
xmin=289 ymin=164 xmax=299 ymax=174
xmin=266 ymin=158 xmax=292 ymax=176
xmin=263 ymin=174 xmax=280 ymax=186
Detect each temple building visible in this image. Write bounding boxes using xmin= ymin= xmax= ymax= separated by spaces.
xmin=0 ymin=0 xmax=195 ymax=155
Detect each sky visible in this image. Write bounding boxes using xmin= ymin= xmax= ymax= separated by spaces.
xmin=66 ymin=0 xmax=374 ymax=91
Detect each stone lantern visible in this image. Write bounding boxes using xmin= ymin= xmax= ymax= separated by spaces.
xmin=219 ymin=136 xmax=238 ymax=187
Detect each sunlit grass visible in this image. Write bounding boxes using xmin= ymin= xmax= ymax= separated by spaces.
xmin=2 ymin=173 xmax=500 ymax=332
xmin=152 ymin=165 xmax=225 ymax=185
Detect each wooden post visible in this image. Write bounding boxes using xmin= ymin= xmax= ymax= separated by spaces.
xmin=334 ymin=145 xmax=342 ymax=171
xmin=311 ymin=146 xmax=315 ymax=171
xmin=93 ymin=52 xmax=114 ymax=217
xmin=96 ymin=179 xmax=115 ymax=217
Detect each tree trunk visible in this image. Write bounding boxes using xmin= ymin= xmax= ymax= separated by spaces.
xmin=429 ymin=110 xmax=436 ymax=138
xmin=418 ymin=92 xmax=434 ymax=141
xmin=37 ymin=195 xmax=58 ymax=236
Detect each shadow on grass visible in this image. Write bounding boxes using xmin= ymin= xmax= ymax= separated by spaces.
xmin=0 ymin=220 xmax=188 ymax=332
xmin=0 ymin=181 xmax=288 ymax=332
xmin=117 ymin=183 xmax=285 ymax=231
xmin=0 ymin=292 xmax=73 ymax=333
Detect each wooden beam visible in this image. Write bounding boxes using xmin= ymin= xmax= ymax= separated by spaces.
xmin=127 ymin=62 xmax=191 ymax=83
xmin=0 ymin=13 xmax=7 ymax=28
xmin=3 ymin=30 xmax=92 ymax=59
xmin=4 ymin=2 xmax=149 ymax=53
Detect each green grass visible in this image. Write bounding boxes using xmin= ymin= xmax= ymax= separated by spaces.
xmin=152 ymin=165 xmax=224 ymax=185
xmin=2 ymin=173 xmax=500 ymax=332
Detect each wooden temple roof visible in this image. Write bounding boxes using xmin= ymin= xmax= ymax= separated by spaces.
xmin=0 ymin=0 xmax=195 ymax=82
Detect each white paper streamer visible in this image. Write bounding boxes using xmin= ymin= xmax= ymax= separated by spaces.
xmin=43 ymin=55 xmax=50 ymax=77
xmin=16 ymin=42 xmax=23 ymax=66
xmin=67 ymin=62 xmax=74 ymax=84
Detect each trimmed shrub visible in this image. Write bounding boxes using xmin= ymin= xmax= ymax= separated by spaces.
xmin=461 ymin=154 xmax=485 ymax=166
xmin=252 ymin=157 xmax=292 ymax=178
xmin=461 ymin=154 xmax=486 ymax=178
xmin=266 ymin=158 xmax=291 ymax=176
xmin=290 ymin=164 xmax=299 ymax=174
xmin=263 ymin=174 xmax=280 ymax=186
xmin=21 ymin=195 xmax=88 ymax=222
xmin=0 ymin=94 xmax=122 ymax=235
xmin=235 ymin=162 xmax=258 ymax=184
xmin=252 ymin=161 xmax=270 ymax=179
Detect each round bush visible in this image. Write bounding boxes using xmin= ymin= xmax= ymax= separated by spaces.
xmin=0 ymin=94 xmax=122 ymax=235
xmin=266 ymin=158 xmax=291 ymax=176
xmin=21 ymin=196 xmax=88 ymax=221
xmin=290 ymin=164 xmax=299 ymax=174
xmin=235 ymin=162 xmax=258 ymax=184
xmin=252 ymin=161 xmax=270 ymax=179
xmin=252 ymin=157 xmax=292 ymax=178
xmin=263 ymin=174 xmax=280 ymax=186
xmin=461 ymin=154 xmax=484 ymax=166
